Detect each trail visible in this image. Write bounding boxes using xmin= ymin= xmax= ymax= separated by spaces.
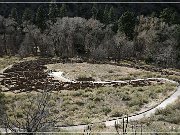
xmin=49 ymin=71 xmax=180 ymax=131
xmin=1 ymin=70 xmax=180 ymax=133
xmin=59 ymin=84 xmax=180 ymax=131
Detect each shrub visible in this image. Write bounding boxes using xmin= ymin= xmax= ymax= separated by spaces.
xmin=131 ymin=105 xmax=140 ymax=112
xmin=95 ymin=123 xmax=106 ymax=129
xmin=91 ymin=47 xmax=108 ymax=60
xmin=16 ymin=110 xmax=23 ymax=118
xmin=76 ymin=76 xmax=95 ymax=81
xmin=81 ymin=118 xmax=91 ymax=124
xmin=149 ymin=91 xmax=157 ymax=99
xmin=108 ymin=70 xmax=114 ymax=73
xmin=74 ymin=99 xmax=84 ymax=106
xmin=110 ymin=109 xmax=127 ymax=117
xmin=93 ymin=96 xmax=101 ymax=102
xmin=155 ymin=86 xmax=164 ymax=93
xmin=137 ymin=87 xmax=144 ymax=92
xmin=64 ymin=119 xmax=74 ymax=126
xmin=121 ymin=92 xmax=131 ymax=101
xmin=49 ymin=99 xmax=56 ymax=106
xmin=69 ymin=104 xmax=79 ymax=111
xmin=82 ymin=91 xmax=93 ymax=98
xmin=72 ymin=90 xmax=84 ymax=97
xmin=93 ymin=96 xmax=103 ymax=102
xmin=168 ymin=75 xmax=180 ymax=82
xmin=128 ymin=93 xmax=148 ymax=107
xmin=101 ymin=107 xmax=111 ymax=115
xmin=165 ymin=112 xmax=180 ymax=124
xmin=87 ymin=102 xmax=95 ymax=109
xmin=85 ymin=88 xmax=93 ymax=92
xmin=155 ymin=98 xmax=180 ymax=124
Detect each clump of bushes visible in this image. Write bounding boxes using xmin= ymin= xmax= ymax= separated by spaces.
xmin=121 ymin=92 xmax=132 ymax=101
xmin=94 ymin=123 xmax=106 ymax=129
xmin=155 ymin=98 xmax=180 ymax=124
xmin=76 ymin=74 xmax=95 ymax=81
xmin=128 ymin=93 xmax=148 ymax=107
xmin=110 ymin=108 xmax=128 ymax=117
xmin=108 ymin=70 xmax=114 ymax=73
xmin=101 ymin=107 xmax=111 ymax=116
xmin=74 ymin=99 xmax=84 ymax=106
xmin=72 ymin=90 xmax=84 ymax=97
xmin=81 ymin=118 xmax=91 ymax=124
xmin=87 ymin=102 xmax=96 ymax=109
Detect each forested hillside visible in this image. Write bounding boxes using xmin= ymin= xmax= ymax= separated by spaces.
xmin=0 ymin=2 xmax=180 ymax=18
xmin=0 ymin=2 xmax=179 ymax=68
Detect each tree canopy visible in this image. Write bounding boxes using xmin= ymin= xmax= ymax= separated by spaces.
xmin=160 ymin=8 xmax=179 ymax=25
xmin=48 ymin=2 xmax=58 ymax=23
xmin=118 ymin=11 xmax=136 ymax=40
xmin=35 ymin=5 xmax=47 ymax=32
xmin=59 ymin=4 xmax=68 ymax=18
xmin=22 ymin=8 xmax=33 ymax=23
xmin=9 ymin=8 xmax=18 ymax=22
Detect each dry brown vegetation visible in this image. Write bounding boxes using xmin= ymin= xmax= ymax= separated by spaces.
xmin=46 ymin=63 xmax=160 ymax=81
xmin=0 ymin=58 xmax=179 ymax=133
xmin=1 ymin=15 xmax=179 ymax=68
xmin=4 ymin=82 xmax=177 ymax=126
xmin=0 ymin=57 xmax=20 ymax=70
xmin=0 ymin=56 xmax=38 ymax=71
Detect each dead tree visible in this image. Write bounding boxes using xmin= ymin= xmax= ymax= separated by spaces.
xmin=2 ymin=85 xmax=61 ymax=134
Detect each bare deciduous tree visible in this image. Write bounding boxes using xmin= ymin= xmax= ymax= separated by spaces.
xmin=2 ymin=87 xmax=61 ymax=134
xmin=0 ymin=15 xmax=20 ymax=56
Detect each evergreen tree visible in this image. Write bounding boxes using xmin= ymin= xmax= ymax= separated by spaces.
xmin=48 ymin=1 xmax=58 ymax=23
xmin=91 ymin=4 xmax=98 ymax=19
xmin=171 ymin=11 xmax=179 ymax=24
xmin=151 ymin=11 xmax=158 ymax=18
xmin=118 ymin=11 xmax=136 ymax=40
xmin=103 ymin=5 xmax=109 ymax=24
xmin=160 ymin=8 xmax=179 ymax=25
xmin=36 ymin=5 xmax=47 ymax=32
xmin=22 ymin=8 xmax=33 ymax=23
xmin=108 ymin=6 xmax=116 ymax=24
xmin=97 ymin=5 xmax=104 ymax=23
xmin=59 ymin=4 xmax=67 ymax=18
xmin=9 ymin=8 xmax=18 ymax=22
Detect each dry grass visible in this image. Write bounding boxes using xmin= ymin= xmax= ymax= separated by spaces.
xmin=1 ymin=58 xmax=180 ymax=133
xmin=0 ymin=56 xmax=39 ymax=70
xmin=46 ymin=63 xmax=159 ymax=81
xmin=90 ymin=120 xmax=180 ymax=134
xmin=0 ymin=56 xmax=20 ymax=70
xmin=4 ymin=82 xmax=177 ymax=126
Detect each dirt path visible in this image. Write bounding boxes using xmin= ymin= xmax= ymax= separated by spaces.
xmin=49 ymin=71 xmax=179 ymax=131
xmin=1 ymin=68 xmax=180 ymax=132
xmin=59 ymin=84 xmax=180 ymax=131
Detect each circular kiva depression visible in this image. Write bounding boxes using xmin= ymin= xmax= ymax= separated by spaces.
xmin=1 ymin=60 xmax=178 ymax=126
